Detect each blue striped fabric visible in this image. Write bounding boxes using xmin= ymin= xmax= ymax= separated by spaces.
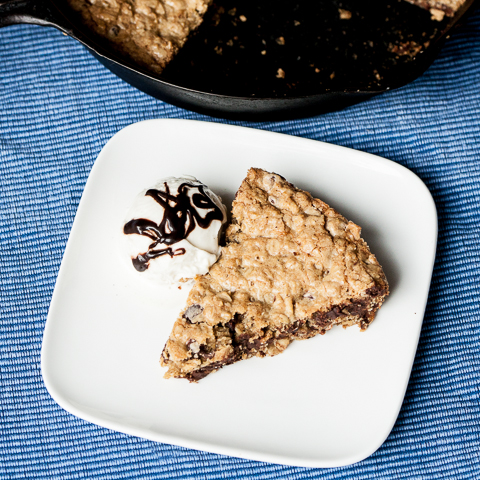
xmin=0 ymin=5 xmax=479 ymax=479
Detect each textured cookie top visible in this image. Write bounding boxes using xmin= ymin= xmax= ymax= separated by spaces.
xmin=183 ymin=168 xmax=386 ymax=326
xmin=68 ymin=0 xmax=212 ymax=74
xmin=404 ymin=0 xmax=466 ymax=16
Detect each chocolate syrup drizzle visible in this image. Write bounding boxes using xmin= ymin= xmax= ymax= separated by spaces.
xmin=124 ymin=182 xmax=224 ymax=272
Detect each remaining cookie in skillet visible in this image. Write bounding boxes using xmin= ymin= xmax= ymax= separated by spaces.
xmin=67 ymin=0 xmax=462 ymax=78
xmin=67 ymin=0 xmax=212 ymax=75
xmin=404 ymin=0 xmax=467 ymax=20
xmin=160 ymin=168 xmax=389 ymax=381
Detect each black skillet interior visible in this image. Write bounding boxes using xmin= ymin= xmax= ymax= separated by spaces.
xmin=161 ymin=0 xmax=467 ymax=98
xmin=1 ymin=0 xmax=477 ymax=119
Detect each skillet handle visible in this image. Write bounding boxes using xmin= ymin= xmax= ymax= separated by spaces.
xmin=0 ymin=0 xmax=68 ymax=29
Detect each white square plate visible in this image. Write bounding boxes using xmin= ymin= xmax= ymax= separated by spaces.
xmin=41 ymin=119 xmax=437 ymax=468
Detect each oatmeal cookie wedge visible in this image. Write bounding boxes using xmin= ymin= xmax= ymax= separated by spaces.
xmin=67 ymin=0 xmax=212 ymax=75
xmin=404 ymin=0 xmax=467 ymax=19
xmin=161 ymin=168 xmax=389 ymax=381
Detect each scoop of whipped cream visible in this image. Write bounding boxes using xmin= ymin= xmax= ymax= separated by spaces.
xmin=123 ymin=176 xmax=227 ymax=286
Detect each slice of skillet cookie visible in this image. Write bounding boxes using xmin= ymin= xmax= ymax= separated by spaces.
xmin=161 ymin=168 xmax=389 ymax=381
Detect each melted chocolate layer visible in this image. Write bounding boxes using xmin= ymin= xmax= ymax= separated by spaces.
xmin=178 ymin=295 xmax=381 ymax=381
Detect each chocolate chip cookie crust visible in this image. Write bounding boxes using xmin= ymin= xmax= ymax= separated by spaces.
xmin=404 ymin=0 xmax=466 ymax=17
xmin=161 ymin=168 xmax=389 ymax=381
xmin=67 ymin=0 xmax=212 ymax=75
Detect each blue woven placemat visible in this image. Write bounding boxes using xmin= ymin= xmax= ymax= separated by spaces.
xmin=0 ymin=6 xmax=479 ymax=479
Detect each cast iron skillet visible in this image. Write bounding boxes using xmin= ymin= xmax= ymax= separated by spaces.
xmin=0 ymin=0 xmax=477 ymax=120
